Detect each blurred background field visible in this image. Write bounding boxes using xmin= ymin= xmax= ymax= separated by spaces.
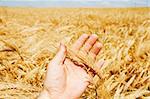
xmin=0 ymin=7 xmax=150 ymax=98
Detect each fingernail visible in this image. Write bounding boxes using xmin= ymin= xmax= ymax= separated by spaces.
xmin=91 ymin=34 xmax=98 ymax=38
xmin=60 ymin=43 xmax=66 ymax=52
xmin=97 ymin=42 xmax=103 ymax=48
xmin=82 ymin=33 xmax=89 ymax=37
xmin=59 ymin=43 xmax=62 ymax=48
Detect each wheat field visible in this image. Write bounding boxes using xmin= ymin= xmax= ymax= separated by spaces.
xmin=0 ymin=7 xmax=150 ymax=99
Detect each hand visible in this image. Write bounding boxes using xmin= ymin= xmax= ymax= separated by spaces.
xmin=38 ymin=34 xmax=103 ymax=99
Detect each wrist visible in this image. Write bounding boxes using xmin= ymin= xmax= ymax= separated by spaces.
xmin=50 ymin=92 xmax=70 ymax=99
xmin=60 ymin=93 xmax=70 ymax=99
xmin=38 ymin=89 xmax=69 ymax=99
xmin=38 ymin=89 xmax=77 ymax=99
xmin=38 ymin=89 xmax=51 ymax=99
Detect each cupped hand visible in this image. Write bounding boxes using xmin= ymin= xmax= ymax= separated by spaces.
xmin=38 ymin=34 xmax=103 ymax=99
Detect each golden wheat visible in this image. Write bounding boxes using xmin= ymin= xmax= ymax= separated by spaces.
xmin=0 ymin=7 xmax=150 ymax=99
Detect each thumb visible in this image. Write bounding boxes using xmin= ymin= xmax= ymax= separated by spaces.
xmin=52 ymin=43 xmax=67 ymax=64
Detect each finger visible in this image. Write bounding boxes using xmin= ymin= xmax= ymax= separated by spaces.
xmin=84 ymin=74 xmax=92 ymax=84
xmin=83 ymin=34 xmax=98 ymax=53
xmin=52 ymin=43 xmax=66 ymax=64
xmin=95 ymin=59 xmax=105 ymax=69
xmin=89 ymin=42 xmax=103 ymax=59
xmin=72 ymin=34 xmax=89 ymax=51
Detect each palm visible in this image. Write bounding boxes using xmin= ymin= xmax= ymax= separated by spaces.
xmin=64 ymin=59 xmax=90 ymax=98
xmin=42 ymin=34 xmax=103 ymax=99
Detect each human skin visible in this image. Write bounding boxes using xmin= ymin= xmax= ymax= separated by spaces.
xmin=38 ymin=34 xmax=104 ymax=99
